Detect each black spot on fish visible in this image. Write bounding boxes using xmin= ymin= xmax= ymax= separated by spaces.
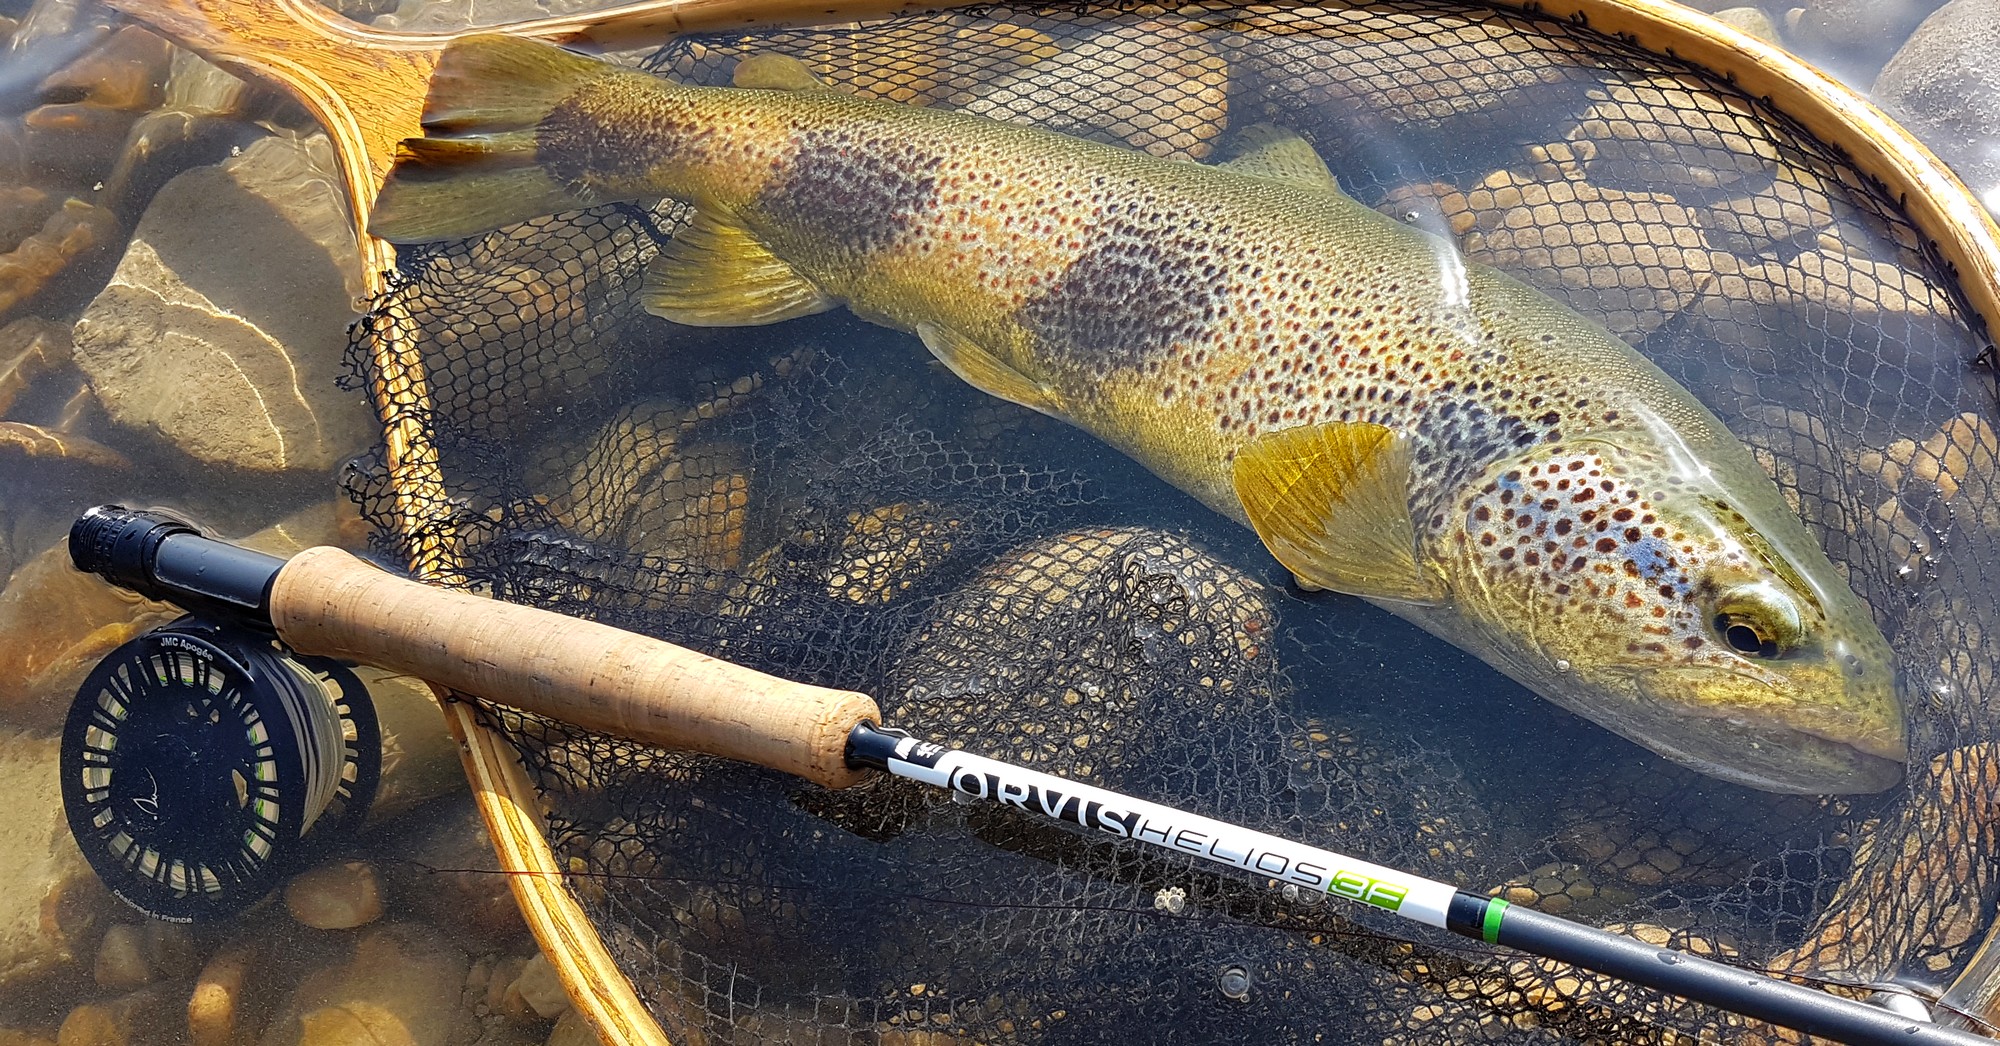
xmin=759 ymin=127 xmax=942 ymax=256
xmin=1415 ymin=399 xmax=1532 ymax=484
xmin=1017 ymin=206 xmax=1226 ymax=367
xmin=537 ymin=78 xmax=712 ymax=194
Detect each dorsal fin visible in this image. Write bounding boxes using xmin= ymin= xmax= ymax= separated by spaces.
xmin=1231 ymin=421 xmax=1445 ymax=603
xmin=1215 ymin=125 xmax=1342 ymax=192
xmin=732 ymin=53 xmax=840 ymax=92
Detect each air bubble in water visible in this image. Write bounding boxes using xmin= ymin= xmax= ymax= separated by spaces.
xmin=1217 ymin=964 xmax=1251 ymax=1002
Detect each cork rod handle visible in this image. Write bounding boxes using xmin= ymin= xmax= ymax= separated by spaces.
xmin=269 ymin=546 xmax=878 ymax=788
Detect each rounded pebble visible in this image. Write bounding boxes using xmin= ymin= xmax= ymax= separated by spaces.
xmin=1710 ymin=6 xmax=1782 ymax=43
xmin=57 ymin=988 xmax=172 ymax=1046
xmin=486 ymin=955 xmax=529 ymax=1018
xmin=187 ymin=943 xmax=255 ymax=1046
xmin=510 ymin=954 xmax=570 ymax=1020
xmin=92 ymin=925 xmax=151 ymax=992
xmin=296 ymin=1002 xmax=412 ymax=1046
xmin=1874 ymin=0 xmax=2000 ymax=205
xmin=545 ymin=1010 xmax=596 ymax=1046
xmin=284 ymin=860 xmax=385 ymax=930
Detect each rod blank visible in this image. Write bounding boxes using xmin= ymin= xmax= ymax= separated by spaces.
xmin=852 ymin=723 xmax=1993 ymax=1046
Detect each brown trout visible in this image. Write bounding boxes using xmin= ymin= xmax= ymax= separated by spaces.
xmin=371 ymin=35 xmax=1906 ymax=793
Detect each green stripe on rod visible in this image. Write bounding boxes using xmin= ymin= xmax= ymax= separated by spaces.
xmin=1482 ymin=898 xmax=1509 ymax=945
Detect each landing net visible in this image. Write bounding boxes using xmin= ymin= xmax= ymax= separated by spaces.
xmin=344 ymin=2 xmax=2000 ymax=1041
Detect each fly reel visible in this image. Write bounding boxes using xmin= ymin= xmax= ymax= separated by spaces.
xmin=60 ymin=507 xmax=380 ymax=922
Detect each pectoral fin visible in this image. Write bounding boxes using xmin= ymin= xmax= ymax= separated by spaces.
xmin=915 ymin=323 xmax=1064 ymax=417
xmin=642 ymin=210 xmax=836 ymax=326
xmin=1214 ymin=125 xmax=1342 ymax=193
xmin=1231 ymin=421 xmax=1445 ymax=604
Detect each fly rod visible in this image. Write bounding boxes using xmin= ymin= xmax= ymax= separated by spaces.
xmin=63 ymin=504 xmax=1992 ymax=1046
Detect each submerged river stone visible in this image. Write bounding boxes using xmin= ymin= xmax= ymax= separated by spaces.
xmin=70 ymin=132 xmax=373 ymax=473
xmin=0 ymin=731 xmax=109 ymax=996
xmin=0 ymin=197 xmax=118 ymax=319
xmin=1874 ymin=0 xmax=2000 ymax=209
xmin=1789 ymin=0 xmax=1948 ymax=82
xmin=283 ymin=860 xmax=385 ymax=931
xmin=56 ymin=986 xmax=180 ymax=1046
xmin=1709 ymin=7 xmax=1781 ymax=45
xmin=188 ymin=942 xmax=256 ymax=1046
xmin=259 ymin=922 xmax=471 ymax=1046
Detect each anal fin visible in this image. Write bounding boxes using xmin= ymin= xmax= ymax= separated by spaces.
xmin=915 ymin=323 xmax=1063 ymax=418
xmin=643 ymin=210 xmax=836 ymax=327
xmin=1231 ymin=421 xmax=1444 ymax=604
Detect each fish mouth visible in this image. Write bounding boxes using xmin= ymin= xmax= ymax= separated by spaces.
xmin=1630 ymin=671 xmax=1906 ymax=794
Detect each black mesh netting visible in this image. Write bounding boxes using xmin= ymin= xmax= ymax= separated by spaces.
xmin=340 ymin=2 xmax=2000 ymax=1042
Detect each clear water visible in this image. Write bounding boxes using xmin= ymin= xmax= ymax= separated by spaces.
xmin=0 ymin=1 xmax=1992 ymax=1044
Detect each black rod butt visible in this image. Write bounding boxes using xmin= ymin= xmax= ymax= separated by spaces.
xmin=846 ymin=721 xmax=902 ymax=771
xmin=69 ymin=505 xmax=285 ymax=620
xmin=70 ymin=505 xmax=200 ymax=599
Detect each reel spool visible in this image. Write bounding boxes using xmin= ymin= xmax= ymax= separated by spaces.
xmin=60 ymin=614 xmax=380 ymax=922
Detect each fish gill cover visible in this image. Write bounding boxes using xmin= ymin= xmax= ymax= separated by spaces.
xmin=341 ymin=1 xmax=2000 ymax=1042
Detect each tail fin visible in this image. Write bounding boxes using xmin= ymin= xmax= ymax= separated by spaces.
xmin=369 ymin=34 xmax=612 ymax=243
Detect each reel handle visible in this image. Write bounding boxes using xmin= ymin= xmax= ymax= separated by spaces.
xmin=269 ymin=546 xmax=879 ymax=789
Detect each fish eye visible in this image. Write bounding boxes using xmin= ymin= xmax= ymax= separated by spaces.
xmin=1711 ymin=583 xmax=1803 ymax=659
xmin=1715 ymin=615 xmax=1777 ymax=657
